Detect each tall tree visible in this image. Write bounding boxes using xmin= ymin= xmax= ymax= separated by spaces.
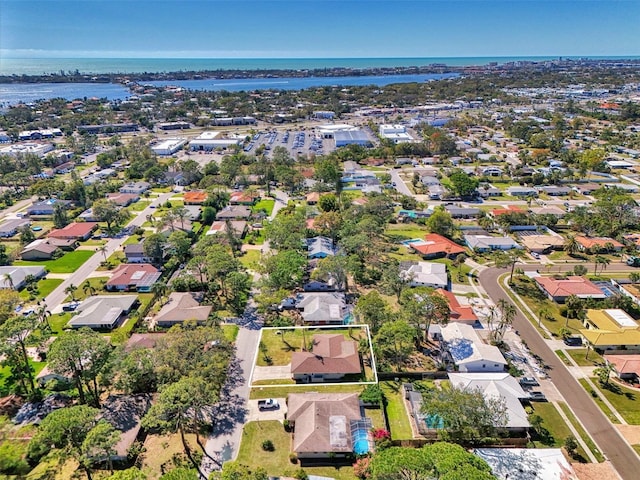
xmin=373 ymin=320 xmax=416 ymax=371
xmin=0 ymin=315 xmax=39 ymax=394
xmin=354 ymin=291 xmax=390 ymax=333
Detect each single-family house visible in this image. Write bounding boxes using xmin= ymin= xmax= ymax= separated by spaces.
xmin=106 ymin=264 xmax=161 ymax=292
xmin=215 ymin=205 xmax=252 ymax=220
xmin=474 ymin=448 xmax=577 ymax=480
xmin=0 ymin=266 xmax=46 ymax=290
xmin=306 ymin=192 xmax=320 ymax=205
xmin=507 ymin=186 xmax=538 ymax=197
xmin=230 ymin=191 xmax=259 ymax=205
xmin=490 ymin=205 xmax=524 ymax=217
xmin=478 ymin=184 xmax=501 ymax=198
xmin=604 ymin=354 xmax=640 ymax=382
xmin=286 ymin=392 xmax=372 ymax=460
xmin=464 ymin=235 xmax=520 ymax=252
xmin=528 ymin=206 xmax=566 ymax=218
xmin=27 ymin=199 xmax=72 ymax=216
xmin=101 ymin=395 xmax=152 ymax=462
xmin=48 ymin=222 xmax=98 ymax=241
xmin=0 ymin=218 xmax=31 ymax=238
xmin=68 ymin=295 xmax=138 ymax=330
xmin=420 ymin=176 xmax=440 ymax=186
xmin=154 ymin=292 xmax=212 ymax=327
xmin=20 ymin=238 xmax=73 ymax=261
xmin=580 ymin=309 xmax=640 ymax=352
xmin=119 ymin=182 xmax=151 ymax=195
xmin=106 ymin=192 xmax=140 ymax=207
xmin=401 ymin=261 xmax=448 ymax=289
xmin=206 ymin=220 xmax=248 ymax=237
xmin=439 ymin=323 xmax=507 ymax=372
xmin=574 ymin=183 xmax=600 ymax=195
xmin=534 ymin=276 xmax=606 ymax=303
xmin=297 ymin=292 xmax=349 ymax=325
xmin=409 ymin=233 xmax=466 ymax=259
xmin=445 ymin=205 xmax=481 ymax=219
xmin=575 ymin=236 xmax=623 ymax=253
xmin=290 ymin=334 xmax=361 ymax=382
xmin=537 ymin=185 xmax=571 ymax=196
xmin=448 ymin=372 xmax=530 ymax=431
xmin=519 ymin=235 xmax=565 ymax=254
xmin=36 ymin=366 xmax=72 ymax=387
xmin=123 ymin=243 xmax=153 ymax=264
xmin=435 ymin=289 xmax=478 ymax=325
xmin=183 ymin=191 xmax=209 ymax=205
xmin=307 ymin=236 xmax=336 ymax=259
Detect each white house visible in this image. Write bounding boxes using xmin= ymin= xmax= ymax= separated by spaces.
xmin=401 ymin=262 xmax=448 ymax=289
xmin=439 ymin=323 xmax=507 ymax=372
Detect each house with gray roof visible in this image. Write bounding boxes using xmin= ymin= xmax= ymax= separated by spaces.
xmin=119 ymin=181 xmax=151 ymax=195
xmin=0 ymin=218 xmax=30 ymax=238
xmin=68 ymin=295 xmax=138 ymax=330
xmin=297 ymin=292 xmax=348 ymax=325
xmin=464 ymin=234 xmax=520 ymax=252
xmin=445 ymin=205 xmax=481 ymax=218
xmin=307 ymin=236 xmax=336 ymax=259
xmin=154 ymin=292 xmax=212 ymax=327
xmin=0 ymin=266 xmax=46 ymax=290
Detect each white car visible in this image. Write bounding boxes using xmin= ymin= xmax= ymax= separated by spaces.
xmin=531 ymin=252 xmax=540 ymax=259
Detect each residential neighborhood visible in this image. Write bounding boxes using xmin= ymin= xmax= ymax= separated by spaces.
xmin=1 ymin=58 xmax=640 ymax=480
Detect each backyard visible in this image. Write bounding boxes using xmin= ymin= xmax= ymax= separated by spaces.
xmin=236 ymin=421 xmax=356 ymax=480
xmin=380 ymin=381 xmax=413 ymax=440
xmin=252 ymin=198 xmax=275 ymax=216
xmin=15 ymin=250 xmax=95 ymax=273
xmin=19 ymin=278 xmax=63 ymax=301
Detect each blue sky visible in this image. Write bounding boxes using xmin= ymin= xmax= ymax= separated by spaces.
xmin=1 ymin=0 xmax=638 ymax=58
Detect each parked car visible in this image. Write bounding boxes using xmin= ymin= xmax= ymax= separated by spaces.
xmin=519 ymin=377 xmax=539 ymax=387
xmin=528 ymin=391 xmax=547 ymax=402
xmin=564 ymin=336 xmax=582 ymax=347
xmin=531 ymin=252 xmax=540 ymax=259
xmin=258 ymin=399 xmax=280 ymax=411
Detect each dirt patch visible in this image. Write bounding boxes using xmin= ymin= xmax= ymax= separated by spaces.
xmin=615 ymin=424 xmax=640 ymax=444
xmin=572 ymin=461 xmax=620 ymax=480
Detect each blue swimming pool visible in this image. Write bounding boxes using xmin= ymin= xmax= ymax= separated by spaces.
xmin=401 ymin=238 xmax=424 ymax=246
xmin=352 ymin=429 xmax=370 ymax=454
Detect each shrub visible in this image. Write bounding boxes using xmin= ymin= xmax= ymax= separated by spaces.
xmin=359 ymin=384 xmax=383 ymax=405
xmin=353 ymin=456 xmax=371 ymax=479
xmin=261 ymin=439 xmax=275 ymax=451
xmin=289 ymin=452 xmax=298 ymax=464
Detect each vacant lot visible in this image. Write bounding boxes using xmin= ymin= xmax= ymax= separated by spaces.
xmin=19 ymin=278 xmax=63 ymax=301
xmin=15 ymin=250 xmax=94 ymax=273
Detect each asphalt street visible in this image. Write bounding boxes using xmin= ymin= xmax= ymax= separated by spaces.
xmin=479 ymin=267 xmax=639 ymax=479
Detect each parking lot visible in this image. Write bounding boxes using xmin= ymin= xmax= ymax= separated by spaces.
xmin=242 ymin=127 xmax=336 ymax=159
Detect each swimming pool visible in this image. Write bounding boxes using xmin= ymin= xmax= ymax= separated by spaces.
xmin=352 ymin=429 xmax=370 ymax=455
xmin=401 ymin=238 xmax=424 ymax=246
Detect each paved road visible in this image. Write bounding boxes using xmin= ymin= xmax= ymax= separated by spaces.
xmin=388 ymin=169 xmax=414 ymax=197
xmin=479 ymin=267 xmax=638 ymax=480
xmin=42 ymin=192 xmax=175 ymax=312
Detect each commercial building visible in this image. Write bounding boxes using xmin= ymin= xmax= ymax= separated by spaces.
xmin=151 ymin=138 xmax=187 ymax=156
xmin=334 ymin=129 xmax=372 ymax=148
xmin=378 ymin=124 xmax=414 ymax=143
xmin=190 ymin=131 xmax=243 ymax=151
xmin=0 ymin=143 xmax=54 ymax=158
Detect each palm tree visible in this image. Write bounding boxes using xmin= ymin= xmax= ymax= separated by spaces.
xmin=151 ymin=281 xmax=168 ymax=303
xmin=36 ymin=305 xmax=52 ymax=331
xmin=171 ymin=206 xmax=190 ymax=231
xmin=65 ymin=284 xmax=77 ymax=302
xmin=3 ymin=273 xmax=14 ymax=290
xmin=82 ymin=280 xmax=96 ymax=297
xmin=563 ymin=235 xmax=580 ymax=257
xmin=594 ymin=255 xmax=610 ymax=276
xmin=538 ymin=307 xmax=551 ymax=327
xmin=97 ymin=245 xmax=108 ymax=262
xmin=146 ymin=214 xmax=155 ymax=226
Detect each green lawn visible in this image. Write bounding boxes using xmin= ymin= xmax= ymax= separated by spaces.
xmin=64 ymin=277 xmax=109 ymax=302
xmin=555 ymin=350 xmax=572 ymax=366
xmin=384 ymin=223 xmax=430 ymax=241
xmin=578 ymin=379 xmax=620 ymax=423
xmin=19 ymin=278 xmax=63 ymax=301
xmin=0 ymin=360 xmax=46 ymax=394
xmin=257 ymin=327 xmax=367 ymax=367
xmin=239 ymin=249 xmax=261 ymax=270
xmin=567 ymin=349 xmax=604 ymax=367
xmin=530 ymin=403 xmax=578 ymax=449
xmin=237 ymin=421 xmax=356 ymax=480
xmin=380 ymin=381 xmax=413 ymax=440
xmin=558 ymin=402 xmax=605 ymax=462
xmin=97 ymin=250 xmax=125 ymax=270
xmin=431 ymin=257 xmax=472 ymax=285
xmin=252 ymin=199 xmax=275 ymax=216
xmin=250 ymin=383 xmax=364 ymax=400
xmin=588 ymin=377 xmax=640 ymax=425
xmin=49 ymin=313 xmax=72 ymax=334
xmin=129 ymin=200 xmax=151 ymax=212
xmin=222 ymin=324 xmax=240 ymax=342
xmin=15 ymin=250 xmax=95 ymax=273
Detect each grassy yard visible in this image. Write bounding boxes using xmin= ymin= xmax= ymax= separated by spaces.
xmin=237 ymin=421 xmax=356 ymax=480
xmin=252 ymin=199 xmax=275 ymax=216
xmin=588 ymin=377 xmax=640 ymax=425
xmin=566 ymin=348 xmax=604 ymax=367
xmin=557 ymin=402 xmax=605 ymax=462
xmin=0 ymin=360 xmax=46 ymax=394
xmin=97 ymin=250 xmax=125 ymax=270
xmin=64 ymin=277 xmax=109 ymax=302
xmin=49 ymin=312 xmax=72 ymax=334
xmin=384 ymin=223 xmax=429 ymax=241
xmin=529 ymin=402 xmax=588 ymax=460
xmin=19 ymin=278 xmax=63 ymax=301
xmin=140 ymin=433 xmax=198 ymax=480
xmin=239 ymin=249 xmax=262 ymax=270
xmin=578 ymin=379 xmax=620 ymax=423
xmin=555 ymin=350 xmax=572 ymax=366
xmin=129 ymin=200 xmax=151 ymax=212
xmin=431 ymin=257 xmax=472 ymax=285
xmin=257 ymin=327 xmax=367 ymax=367
xmin=15 ymin=250 xmax=95 ymax=273
xmin=250 ymin=383 xmax=364 ymax=400
xmin=222 ymin=324 xmax=240 ymax=342
xmin=380 ymin=381 xmax=413 ymax=440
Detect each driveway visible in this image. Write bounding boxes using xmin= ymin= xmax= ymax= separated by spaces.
xmin=479 ymin=267 xmax=640 ymax=479
xmin=246 ymin=398 xmax=287 ymax=422
xmin=252 ymin=364 xmax=292 ymax=382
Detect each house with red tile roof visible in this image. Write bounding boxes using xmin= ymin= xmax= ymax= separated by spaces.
xmin=229 ymin=191 xmax=259 ymax=205
xmin=409 ymin=233 xmax=466 ymax=259
xmin=490 ymin=205 xmax=524 ymax=217
xmin=604 ymin=354 xmax=640 ymax=382
xmin=435 ymin=289 xmax=478 ymax=325
xmin=183 ymin=190 xmax=209 ymax=205
xmin=48 ymin=222 xmax=98 ymax=241
xmin=534 ymin=276 xmax=606 ymax=303
xmin=306 ymin=192 xmax=320 ymax=205
xmin=575 ymin=236 xmax=623 ymax=252
xmin=291 ymin=334 xmax=361 ymax=382
xmin=106 ymin=264 xmax=161 ymax=293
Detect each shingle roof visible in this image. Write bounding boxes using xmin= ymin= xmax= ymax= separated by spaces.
xmin=48 ymin=222 xmax=97 ymax=239
xmin=155 ymin=292 xmax=212 ymax=325
xmin=291 ymin=334 xmax=361 ymax=375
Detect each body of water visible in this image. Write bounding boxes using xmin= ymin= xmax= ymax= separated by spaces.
xmin=0 ymin=73 xmax=457 ymax=105
xmin=2 ymin=56 xmax=638 ymax=76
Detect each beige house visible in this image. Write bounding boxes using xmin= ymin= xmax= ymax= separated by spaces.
xmin=290 ymin=334 xmax=361 ymax=382
xmin=154 ymin=292 xmax=212 ymax=327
